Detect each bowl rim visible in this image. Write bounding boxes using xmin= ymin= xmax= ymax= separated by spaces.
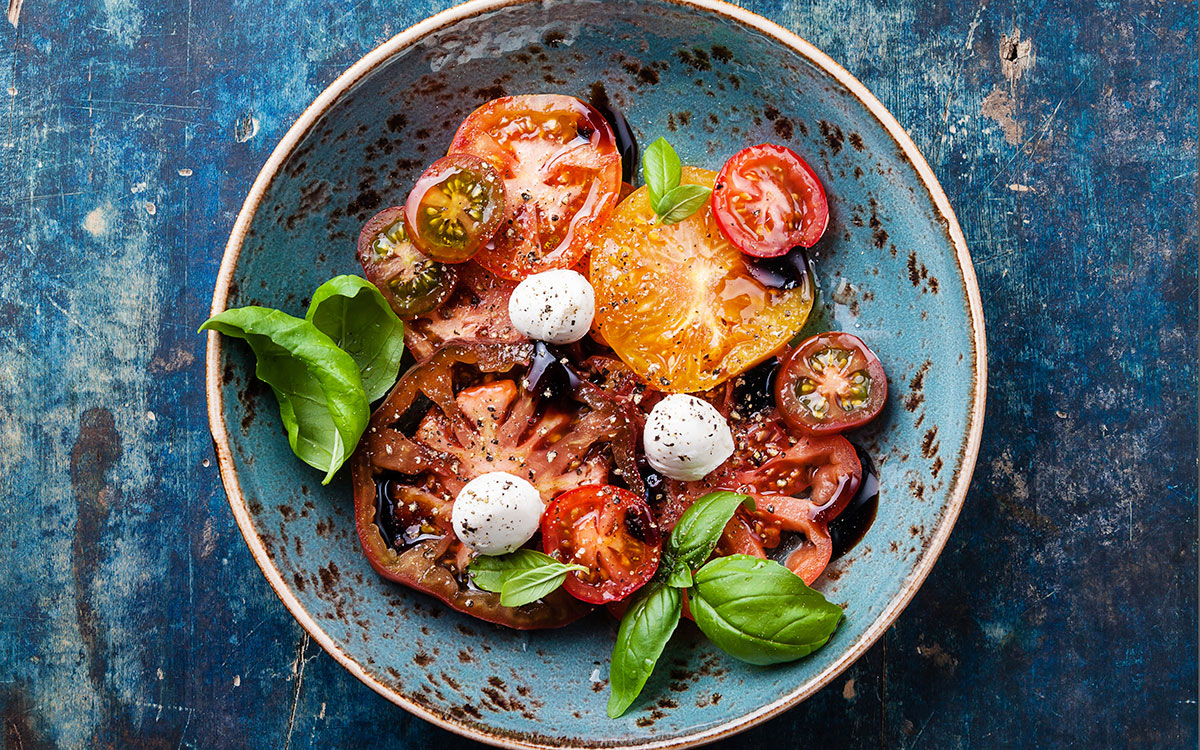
xmin=204 ymin=0 xmax=988 ymax=747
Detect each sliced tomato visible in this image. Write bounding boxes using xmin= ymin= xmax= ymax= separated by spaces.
xmin=736 ymin=433 xmax=862 ymax=522
xmin=713 ymin=510 xmax=768 ymax=559
xmin=590 ymin=167 xmax=815 ymax=393
xmin=403 ymin=263 xmax=524 ymax=360
xmin=356 ymin=206 xmax=457 ymax=317
xmin=351 ymin=340 xmax=642 ymax=629
xmin=542 ymin=485 xmax=661 ymax=604
xmin=776 ymin=332 xmax=887 ymax=435
xmin=712 ymin=143 xmax=829 ymax=257
xmin=744 ymin=494 xmax=833 ymax=585
xmin=448 ymin=94 xmax=622 ymax=279
xmin=404 ymin=154 xmax=506 ymax=263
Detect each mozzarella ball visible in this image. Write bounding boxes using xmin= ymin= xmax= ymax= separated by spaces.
xmin=451 ymin=472 xmax=544 ymax=555
xmin=507 ymin=269 xmax=595 ymax=344
xmin=643 ymin=394 xmax=735 ymax=481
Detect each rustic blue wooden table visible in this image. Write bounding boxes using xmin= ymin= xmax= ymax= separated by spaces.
xmin=2 ymin=0 xmax=1196 ymax=747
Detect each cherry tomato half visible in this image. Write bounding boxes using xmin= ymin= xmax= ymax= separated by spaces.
xmin=711 ymin=143 xmax=829 ymax=257
xmin=776 ymin=332 xmax=887 ymax=435
xmin=449 ymin=94 xmax=622 ymax=280
xmin=404 ymin=154 xmax=506 ymax=263
xmin=542 ymin=485 xmax=661 ymax=604
xmin=356 ymin=206 xmax=458 ymax=317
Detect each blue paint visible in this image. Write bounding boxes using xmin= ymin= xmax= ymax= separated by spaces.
xmin=0 ymin=0 xmax=1194 ymax=748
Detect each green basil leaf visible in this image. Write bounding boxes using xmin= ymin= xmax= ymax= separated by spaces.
xmin=499 ymin=563 xmax=586 ymax=607
xmin=305 ymin=275 xmax=405 ymax=403
xmin=690 ymin=554 xmax=843 ymax=665
xmin=642 ymin=137 xmax=682 ymax=212
xmin=201 ymin=307 xmax=369 ymax=484
xmin=468 ymin=549 xmax=562 ymax=592
xmin=667 ymin=491 xmax=754 ymax=570
xmin=656 ymin=183 xmax=713 ymax=225
xmin=664 ymin=562 xmax=693 ymax=588
xmin=607 ymin=584 xmax=682 ymax=718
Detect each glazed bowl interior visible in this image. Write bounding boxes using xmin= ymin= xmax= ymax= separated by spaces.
xmin=207 ymin=0 xmax=985 ymax=747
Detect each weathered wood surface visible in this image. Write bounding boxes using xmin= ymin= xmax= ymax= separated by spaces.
xmin=1 ymin=0 xmax=1195 ymax=747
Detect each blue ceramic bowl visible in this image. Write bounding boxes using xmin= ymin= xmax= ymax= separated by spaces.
xmin=205 ymin=1 xmax=987 ymax=747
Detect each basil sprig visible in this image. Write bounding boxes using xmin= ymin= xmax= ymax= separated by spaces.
xmin=606 ymin=491 xmax=843 ymax=717
xmin=642 ymin=137 xmax=713 ymax=225
xmin=468 ymin=549 xmax=587 ymax=608
xmin=201 ymin=275 xmax=405 ymax=484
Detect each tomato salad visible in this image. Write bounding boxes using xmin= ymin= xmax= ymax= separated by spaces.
xmin=205 ymin=94 xmax=889 ymax=718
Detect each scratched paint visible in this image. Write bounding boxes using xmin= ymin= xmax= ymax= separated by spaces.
xmin=0 ymin=1 xmax=1195 ymax=750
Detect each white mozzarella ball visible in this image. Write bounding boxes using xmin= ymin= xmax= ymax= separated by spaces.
xmin=451 ymin=472 xmax=544 ymax=556
xmin=507 ymin=269 xmax=595 ymax=344
xmin=643 ymin=394 xmax=735 ymax=481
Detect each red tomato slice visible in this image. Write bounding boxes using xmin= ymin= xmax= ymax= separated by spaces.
xmin=712 ymin=143 xmax=829 ymax=257
xmin=736 ymin=433 xmax=862 ymax=523
xmin=744 ymin=495 xmax=832 ymax=585
xmin=776 ymin=331 xmax=888 ymax=435
xmin=661 ymin=407 xmax=860 ymax=585
xmin=448 ymin=95 xmax=622 ymax=279
xmin=542 ymin=485 xmax=661 ymax=604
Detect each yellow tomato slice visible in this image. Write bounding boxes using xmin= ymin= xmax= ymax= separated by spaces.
xmin=589 ymin=167 xmax=814 ymax=393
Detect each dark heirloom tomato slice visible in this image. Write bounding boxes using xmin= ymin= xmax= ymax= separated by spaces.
xmin=448 ymin=94 xmax=622 ymax=280
xmin=356 ymin=206 xmax=457 ymax=317
xmin=351 ymin=340 xmax=643 ymax=629
xmin=403 ymin=264 xmax=524 ymax=361
xmin=542 ymin=485 xmax=661 ymax=604
xmin=776 ymin=332 xmax=888 ymax=435
xmin=712 ymin=143 xmax=829 ymax=257
xmin=404 ymin=154 xmax=506 ymax=263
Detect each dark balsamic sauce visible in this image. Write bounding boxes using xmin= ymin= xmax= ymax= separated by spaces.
xmin=524 ymin=341 xmax=582 ymax=401
xmin=745 ymin=246 xmax=812 ymax=291
xmin=373 ymin=475 xmax=442 ymax=551
xmin=374 ymin=477 xmax=406 ymax=550
xmin=829 ymin=445 xmax=880 ymax=559
xmin=636 ymin=456 xmax=667 ymax=506
xmin=733 ymin=358 xmax=780 ymax=415
xmin=589 ymin=82 xmax=639 ymax=184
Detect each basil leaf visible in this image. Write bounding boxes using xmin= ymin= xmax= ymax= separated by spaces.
xmin=690 ymin=554 xmax=843 ymax=665
xmin=656 ymin=183 xmax=713 ymax=225
xmin=499 ymin=563 xmax=587 ymax=607
xmin=469 ymin=549 xmax=561 ymax=592
xmin=607 ymin=584 xmax=682 ymax=718
xmin=305 ymin=275 xmax=405 ymax=403
xmin=201 ymin=307 xmax=369 ymax=484
xmin=642 ymin=137 xmax=682 ymax=212
xmin=667 ymin=491 xmax=754 ymax=570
